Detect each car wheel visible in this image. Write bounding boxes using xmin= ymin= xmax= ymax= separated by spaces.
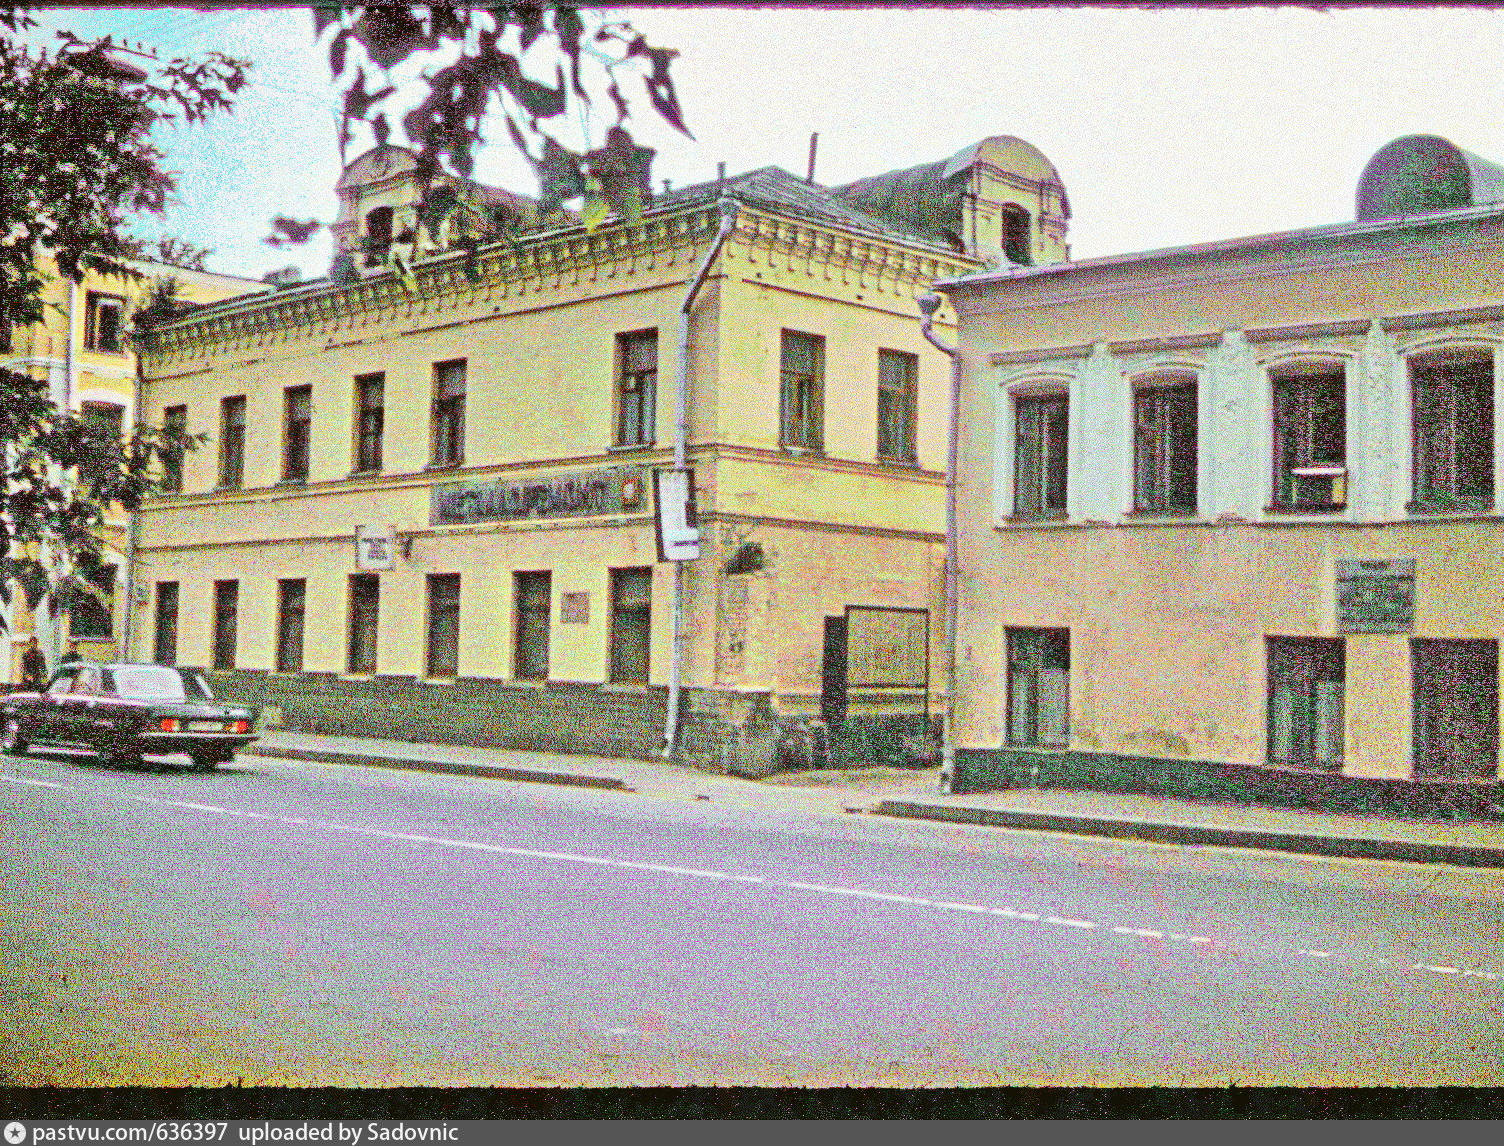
xmin=1 ymin=717 xmax=28 ymax=756
xmin=190 ymin=755 xmax=221 ymax=772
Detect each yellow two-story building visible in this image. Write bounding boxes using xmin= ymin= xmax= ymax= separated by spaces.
xmin=131 ymin=136 xmax=1071 ymax=770
xmin=940 ymin=134 xmax=1504 ymax=815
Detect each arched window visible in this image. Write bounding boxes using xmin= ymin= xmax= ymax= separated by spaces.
xmin=1002 ymin=205 xmax=1032 ymax=266
xmin=364 ymin=206 xmax=393 ymax=262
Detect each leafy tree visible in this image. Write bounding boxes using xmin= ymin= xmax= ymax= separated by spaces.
xmin=0 ymin=8 xmax=246 ymax=634
xmin=268 ymin=4 xmax=690 ymax=251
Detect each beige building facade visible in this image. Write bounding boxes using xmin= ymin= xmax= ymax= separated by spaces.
xmin=4 ymin=256 xmax=264 ymax=680
xmin=131 ymin=137 xmax=1070 ymax=769
xmin=940 ymin=135 xmax=1504 ymax=814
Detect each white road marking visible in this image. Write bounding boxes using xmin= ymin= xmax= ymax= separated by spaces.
xmin=6 ymin=767 xmax=1501 ymax=988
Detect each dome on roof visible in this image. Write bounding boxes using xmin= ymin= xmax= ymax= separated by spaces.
xmin=1356 ymin=134 xmax=1504 ymax=220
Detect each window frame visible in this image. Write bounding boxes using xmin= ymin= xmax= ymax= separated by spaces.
xmin=353 ymin=372 xmax=385 ymax=474
xmin=1409 ymin=352 xmax=1495 ymax=514
xmin=81 ymin=400 xmax=125 ymax=442
xmin=1005 ymin=627 xmax=1070 ymax=748
xmin=1001 ymin=204 xmax=1033 ymax=266
xmin=282 ymin=384 xmax=312 ymax=483
xmin=512 ymin=571 xmax=552 ymax=681
xmin=1132 ymin=377 xmax=1198 ymax=515
xmin=275 ymin=578 xmax=306 ymax=673
xmin=1412 ymin=638 xmax=1499 ymax=780
xmin=1266 ymin=637 xmax=1345 ymax=771
xmin=68 ymin=568 xmax=116 ymax=640
xmin=1270 ymin=365 xmax=1347 ymax=512
xmin=84 ymin=291 xmax=126 ymax=354
xmin=615 ymin=329 xmax=658 ymax=448
xmin=431 ymin=359 xmax=466 ymax=468
xmin=425 ymin=572 xmax=461 ymax=679
xmin=347 ymin=573 xmax=379 ymax=674
xmin=161 ymin=404 xmax=187 ymax=492
xmin=876 ymin=348 xmax=918 ymax=464
xmin=219 ymin=395 xmax=246 ymax=489
xmin=1012 ymin=390 xmax=1069 ymax=520
xmin=152 ymin=581 xmax=179 ymax=666
xmin=211 ymin=579 xmax=238 ymax=671
xmin=608 ymin=567 xmax=652 ymax=685
xmin=779 ymin=330 xmax=825 ymax=452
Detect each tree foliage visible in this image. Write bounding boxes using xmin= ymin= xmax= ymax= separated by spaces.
xmin=271 ymin=4 xmax=690 ymax=250
xmin=0 ymin=8 xmax=244 ymax=633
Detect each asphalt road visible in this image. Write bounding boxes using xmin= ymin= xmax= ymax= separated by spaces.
xmin=1 ymin=746 xmax=1501 ymax=1086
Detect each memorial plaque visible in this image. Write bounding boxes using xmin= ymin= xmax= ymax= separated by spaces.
xmin=1336 ymin=558 xmax=1415 ymax=633
xmin=431 ymin=466 xmax=643 ymax=525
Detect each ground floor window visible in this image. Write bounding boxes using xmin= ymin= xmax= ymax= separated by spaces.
xmin=1006 ymin=627 xmax=1069 ymax=747
xmin=426 ymin=573 xmax=461 ymax=678
xmin=1267 ymin=637 xmax=1344 ymax=770
xmin=348 ymin=574 xmax=379 ymax=673
xmin=1412 ymin=638 xmax=1498 ymax=779
xmin=513 ymin=571 xmax=551 ymax=681
xmin=609 ymin=567 xmax=652 ymax=684
xmin=153 ymin=582 xmax=178 ymax=666
xmin=275 ymin=578 xmax=306 ymax=673
xmin=211 ymin=580 xmax=238 ymax=670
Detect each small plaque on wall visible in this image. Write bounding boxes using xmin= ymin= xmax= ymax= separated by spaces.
xmin=1336 ymin=559 xmax=1415 ymax=633
xmin=560 ymin=592 xmax=590 ymax=624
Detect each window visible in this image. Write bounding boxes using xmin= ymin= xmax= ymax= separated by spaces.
xmin=513 ymin=571 xmax=552 ymax=681
xmin=275 ymin=578 xmax=306 ymax=673
xmin=1411 ymin=354 xmax=1494 ymax=512
xmin=1013 ymin=392 xmax=1068 ymax=519
xmin=0 ymin=305 xmax=12 ymax=354
xmin=219 ymin=396 xmax=246 ymax=489
xmin=161 ymin=405 xmax=187 ymax=492
xmin=1002 ymin=204 xmax=1032 ymax=266
xmin=608 ymin=567 xmax=652 ymax=684
xmin=81 ymin=401 xmax=124 ymax=441
xmin=1267 ymin=638 xmax=1344 ymax=770
xmin=780 ymin=330 xmax=824 ymax=450
xmin=615 ymin=329 xmax=658 ymax=447
xmin=1133 ymin=380 xmax=1197 ymax=513
xmin=354 ymin=373 xmax=384 ymax=473
xmin=364 ymin=205 xmax=393 ymax=263
xmin=282 ymin=384 xmax=312 ymax=482
xmin=347 ymin=574 xmax=379 ymax=673
xmin=211 ymin=580 xmax=238 ymax=670
xmin=69 ymin=569 xmax=115 ymax=640
xmin=877 ymin=349 xmax=918 ymax=463
xmin=1272 ymin=367 xmax=1346 ymax=510
xmin=84 ymin=292 xmax=125 ymax=353
xmin=432 ymin=360 xmax=466 ymax=467
xmin=1412 ymin=639 xmax=1498 ymax=779
xmin=1007 ymin=628 xmax=1069 ymax=747
xmin=153 ymin=582 xmax=179 ymax=666
xmin=425 ymin=573 xmax=461 ymax=678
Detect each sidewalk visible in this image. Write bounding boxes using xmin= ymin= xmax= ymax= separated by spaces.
xmin=242 ymin=731 xmax=1504 ymax=869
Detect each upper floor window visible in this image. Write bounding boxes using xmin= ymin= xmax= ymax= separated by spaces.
xmin=877 ymin=349 xmax=917 ymax=463
xmin=615 ymin=330 xmax=657 ymax=447
xmin=282 ymin=385 xmax=312 ymax=482
xmin=1271 ymin=365 xmax=1346 ymax=511
xmin=161 ymin=404 xmax=187 ymax=492
xmin=354 ymin=372 xmax=384 ymax=473
xmin=780 ymin=330 xmax=824 ymax=451
xmin=364 ymin=206 xmax=393 ymax=264
xmin=84 ymin=291 xmax=125 ymax=353
xmin=432 ymin=359 xmax=466 ymax=467
xmin=1411 ymin=353 xmax=1494 ymax=513
xmin=1002 ymin=205 xmax=1032 ymax=266
xmin=1133 ymin=378 xmax=1197 ymax=514
xmin=81 ymin=400 xmax=124 ymax=441
xmin=219 ymin=395 xmax=246 ymax=489
xmin=1013 ymin=391 xmax=1068 ymax=520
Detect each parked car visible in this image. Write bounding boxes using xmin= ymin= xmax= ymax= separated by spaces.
xmin=1 ymin=662 xmax=257 ymax=770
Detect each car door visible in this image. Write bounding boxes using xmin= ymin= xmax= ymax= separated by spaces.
xmin=34 ymin=669 xmax=80 ymax=743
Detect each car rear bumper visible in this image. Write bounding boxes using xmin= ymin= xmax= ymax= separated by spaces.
xmin=137 ymin=732 xmax=259 ymax=756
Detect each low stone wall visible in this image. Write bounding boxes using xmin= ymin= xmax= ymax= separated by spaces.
xmin=954 ymin=746 xmax=1503 ymax=820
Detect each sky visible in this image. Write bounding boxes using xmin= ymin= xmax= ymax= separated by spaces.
xmin=27 ymin=5 xmax=1504 ymax=281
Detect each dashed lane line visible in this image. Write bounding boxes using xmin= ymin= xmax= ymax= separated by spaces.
xmin=3 ymin=770 xmax=1500 ymax=986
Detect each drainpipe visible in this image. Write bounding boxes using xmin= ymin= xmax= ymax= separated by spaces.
xmin=664 ymin=197 xmax=739 ymax=759
xmin=120 ymin=334 xmax=145 ymax=662
xmin=39 ymin=283 xmax=81 ymax=667
xmin=918 ymin=292 xmax=959 ymax=794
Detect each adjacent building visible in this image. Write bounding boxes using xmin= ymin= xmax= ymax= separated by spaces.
xmin=130 ymin=136 xmax=1071 ymax=769
xmin=939 ymin=135 xmax=1504 ymax=813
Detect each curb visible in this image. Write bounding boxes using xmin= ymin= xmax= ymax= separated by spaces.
xmin=873 ymin=799 xmax=1504 ymax=868
xmin=242 ymin=746 xmax=626 ymax=791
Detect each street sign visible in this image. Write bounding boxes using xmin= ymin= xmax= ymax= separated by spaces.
xmin=355 ymin=525 xmax=397 ymax=570
xmin=654 ymin=468 xmax=700 ymax=562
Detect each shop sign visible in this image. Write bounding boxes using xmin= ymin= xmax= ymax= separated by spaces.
xmin=431 ymin=467 xmax=644 ymax=525
xmin=1336 ymin=558 xmax=1415 ymax=633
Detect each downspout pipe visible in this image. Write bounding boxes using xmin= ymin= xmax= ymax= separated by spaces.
xmin=664 ymin=197 xmax=739 ymax=759
xmin=120 ymin=331 xmax=146 ymax=662
xmin=918 ymin=292 xmax=959 ymax=793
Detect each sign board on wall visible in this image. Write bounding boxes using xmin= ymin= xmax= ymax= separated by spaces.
xmin=431 ymin=466 xmax=646 ymax=526
xmin=1336 ymin=558 xmax=1415 ymax=633
xmin=654 ymin=468 xmax=700 ymax=562
xmin=355 ymin=525 xmax=397 ymax=570
xmin=845 ymin=605 xmax=930 ymax=689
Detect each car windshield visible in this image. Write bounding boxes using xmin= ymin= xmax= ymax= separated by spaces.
xmin=106 ymin=667 xmax=215 ymax=702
